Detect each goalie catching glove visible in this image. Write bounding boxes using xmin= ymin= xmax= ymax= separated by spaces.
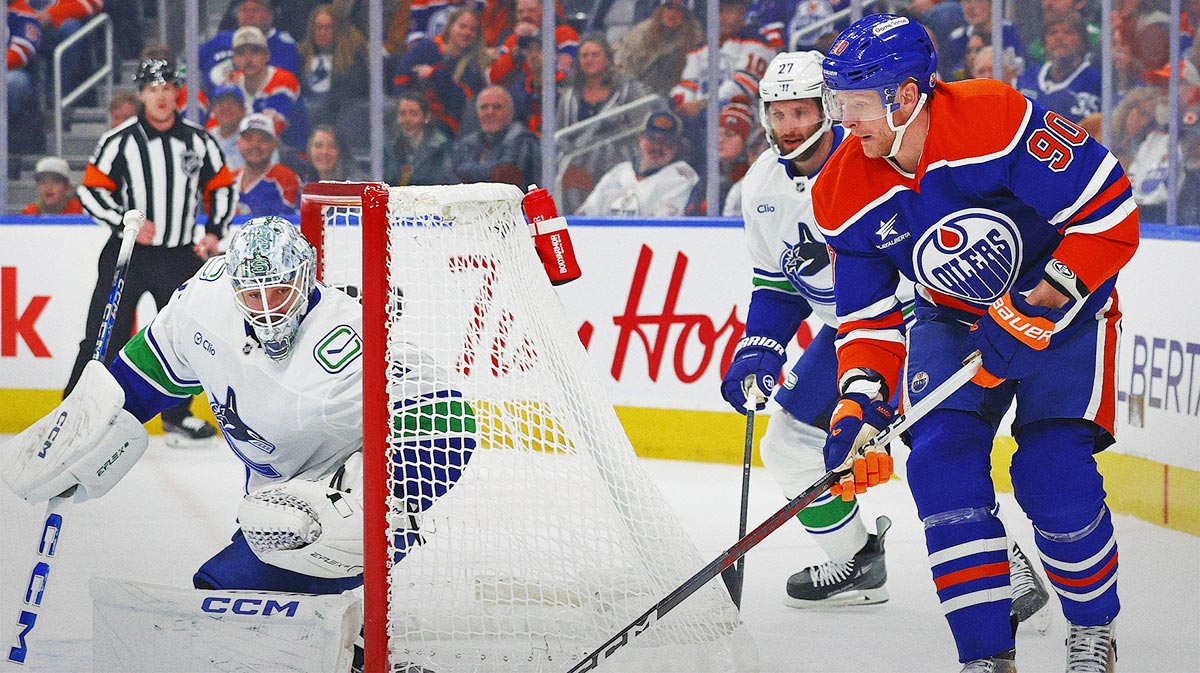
xmin=823 ymin=393 xmax=895 ymax=502
xmin=1 ymin=360 xmax=148 ymax=503
xmin=238 ymin=452 xmax=368 ymax=579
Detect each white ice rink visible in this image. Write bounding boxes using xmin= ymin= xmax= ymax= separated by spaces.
xmin=1 ymin=435 xmax=1197 ymax=673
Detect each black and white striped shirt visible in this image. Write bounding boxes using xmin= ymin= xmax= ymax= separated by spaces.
xmin=78 ymin=113 xmax=236 ymax=247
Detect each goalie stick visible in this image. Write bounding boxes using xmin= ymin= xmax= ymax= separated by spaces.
xmin=4 ymin=210 xmax=144 ymax=666
xmin=567 ymin=351 xmax=983 ymax=673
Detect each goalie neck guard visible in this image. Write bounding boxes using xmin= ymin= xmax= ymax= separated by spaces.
xmin=226 ymin=216 xmax=317 ymax=362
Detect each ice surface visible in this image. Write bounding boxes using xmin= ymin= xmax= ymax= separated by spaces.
xmin=1 ymin=436 xmax=1197 ymax=672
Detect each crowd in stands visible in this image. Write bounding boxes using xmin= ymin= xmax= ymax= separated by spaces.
xmin=7 ymin=0 xmax=1200 ymax=222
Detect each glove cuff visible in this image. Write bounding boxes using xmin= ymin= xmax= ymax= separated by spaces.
xmin=735 ymin=335 xmax=786 ymax=358
xmin=1043 ymin=258 xmax=1089 ymax=303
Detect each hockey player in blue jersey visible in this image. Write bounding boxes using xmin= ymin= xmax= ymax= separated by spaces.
xmin=813 ymin=14 xmax=1136 ymax=672
xmin=721 ymin=49 xmax=1049 ymax=620
xmin=4 ymin=217 xmax=477 ymax=596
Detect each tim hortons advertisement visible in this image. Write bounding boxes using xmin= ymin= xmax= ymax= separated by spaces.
xmin=1 ymin=218 xmax=1197 ymax=471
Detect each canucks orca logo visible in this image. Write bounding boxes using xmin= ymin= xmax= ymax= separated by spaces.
xmin=913 ymin=209 xmax=1022 ymax=304
xmin=781 ymin=221 xmax=830 ymax=280
xmin=211 ymin=387 xmax=281 ymax=478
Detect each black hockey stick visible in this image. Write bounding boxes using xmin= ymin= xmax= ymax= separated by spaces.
xmin=567 ymin=351 xmax=983 ymax=673
xmin=722 ymin=388 xmax=761 ymax=609
xmin=4 ymin=211 xmax=144 ymax=666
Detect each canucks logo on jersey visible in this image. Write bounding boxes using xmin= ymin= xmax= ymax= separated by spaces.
xmin=913 ymin=209 xmax=1022 ymax=304
xmin=780 ymin=221 xmax=834 ymax=304
xmin=212 ymin=387 xmax=282 ymax=479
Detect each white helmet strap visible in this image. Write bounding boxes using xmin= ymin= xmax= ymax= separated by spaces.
xmin=774 ymin=117 xmax=832 ymax=161
xmin=884 ymin=92 xmax=927 ymax=159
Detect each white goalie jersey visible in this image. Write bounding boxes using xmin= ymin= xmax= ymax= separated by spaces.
xmin=113 ymin=256 xmax=445 ymax=493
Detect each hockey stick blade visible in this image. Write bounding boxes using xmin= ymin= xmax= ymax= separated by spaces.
xmin=5 ymin=213 xmax=142 ymax=665
xmin=567 ymin=351 xmax=982 ymax=673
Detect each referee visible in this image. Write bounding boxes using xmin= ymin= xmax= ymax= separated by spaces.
xmin=66 ymin=58 xmax=237 ymax=447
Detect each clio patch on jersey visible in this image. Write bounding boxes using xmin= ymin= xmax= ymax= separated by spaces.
xmin=314 ymin=325 xmax=363 ymax=374
xmin=913 ymin=209 xmax=1022 ymax=304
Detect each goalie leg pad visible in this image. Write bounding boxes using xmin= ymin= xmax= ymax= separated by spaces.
xmin=2 ymin=360 xmax=148 ymax=503
xmin=238 ymin=477 xmax=365 ymax=579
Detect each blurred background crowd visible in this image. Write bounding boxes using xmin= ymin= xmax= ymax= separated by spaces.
xmin=3 ymin=0 xmax=1198 ymax=223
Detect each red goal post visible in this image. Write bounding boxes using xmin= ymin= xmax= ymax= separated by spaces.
xmin=299 ymin=181 xmax=755 ymax=673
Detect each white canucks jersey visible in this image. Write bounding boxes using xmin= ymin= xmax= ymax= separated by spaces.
xmin=112 ymin=256 xmax=447 ymax=493
xmin=738 ymin=140 xmax=840 ymax=327
xmin=576 ymin=160 xmax=699 ymax=217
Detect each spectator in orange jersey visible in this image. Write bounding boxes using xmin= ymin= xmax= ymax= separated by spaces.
xmin=22 ymin=157 xmax=84 ymax=215
xmin=231 ymin=113 xmax=303 ymax=216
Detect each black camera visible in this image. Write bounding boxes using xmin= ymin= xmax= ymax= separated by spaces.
xmin=516 ymin=33 xmax=538 ymax=50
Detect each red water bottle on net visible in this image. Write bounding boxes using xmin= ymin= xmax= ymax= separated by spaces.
xmin=522 ymin=184 xmax=581 ymax=285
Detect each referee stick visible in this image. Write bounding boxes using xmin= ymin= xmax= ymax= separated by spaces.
xmin=568 ymin=351 xmax=983 ymax=673
xmin=4 ymin=210 xmax=144 ymax=666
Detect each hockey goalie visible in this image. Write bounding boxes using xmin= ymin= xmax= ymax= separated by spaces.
xmin=2 ymin=216 xmax=477 ymax=672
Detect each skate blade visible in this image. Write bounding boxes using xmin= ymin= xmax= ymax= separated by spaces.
xmin=783 ymin=587 xmax=889 ymax=609
xmin=163 ymin=434 xmax=217 ymax=449
xmin=1016 ymin=600 xmax=1053 ymax=635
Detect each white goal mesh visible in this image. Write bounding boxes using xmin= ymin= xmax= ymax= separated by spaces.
xmin=301 ymin=182 xmax=755 ymax=673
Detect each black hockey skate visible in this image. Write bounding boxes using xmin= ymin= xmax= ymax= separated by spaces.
xmin=960 ymin=648 xmax=1017 ymax=673
xmin=162 ymin=415 xmax=217 ymax=448
xmin=1065 ymin=621 xmax=1117 ymax=673
xmin=784 ymin=515 xmax=890 ymax=608
xmin=1009 ymin=540 xmax=1051 ymax=633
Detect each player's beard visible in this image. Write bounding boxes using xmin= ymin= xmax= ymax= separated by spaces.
xmin=775 ymin=129 xmax=823 ymax=163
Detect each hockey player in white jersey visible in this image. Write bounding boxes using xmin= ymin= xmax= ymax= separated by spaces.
xmin=721 ymin=52 xmax=1049 ymax=619
xmin=722 ymin=50 xmax=891 ymax=608
xmin=575 ymin=110 xmax=699 ymax=217
xmin=4 ymin=216 xmax=477 ymax=595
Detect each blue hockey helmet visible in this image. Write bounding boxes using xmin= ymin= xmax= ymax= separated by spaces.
xmin=822 ymin=14 xmax=937 ymax=121
xmin=226 ymin=216 xmax=317 ymax=362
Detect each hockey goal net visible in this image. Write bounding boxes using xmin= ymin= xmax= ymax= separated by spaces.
xmin=299 ymin=182 xmax=754 ymax=673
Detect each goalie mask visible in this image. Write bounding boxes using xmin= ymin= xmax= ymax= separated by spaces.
xmin=822 ymin=14 xmax=938 ymax=158
xmin=758 ymin=50 xmax=831 ymax=161
xmin=226 ymin=216 xmax=317 ymax=361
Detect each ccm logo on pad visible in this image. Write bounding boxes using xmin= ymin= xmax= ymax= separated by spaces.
xmin=200 ymin=597 xmax=299 ymax=617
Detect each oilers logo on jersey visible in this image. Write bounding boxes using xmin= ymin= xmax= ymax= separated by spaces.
xmin=913 ymin=209 xmax=1022 ymax=304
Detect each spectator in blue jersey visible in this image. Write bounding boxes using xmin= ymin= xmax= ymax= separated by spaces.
xmin=5 ymin=3 xmax=42 ymax=136
xmin=390 ymin=6 xmax=489 ymax=137
xmin=943 ymin=0 xmax=1025 ymax=81
xmin=19 ymin=0 xmax=102 ymax=98
xmin=232 ymin=113 xmax=303 ymax=217
xmin=384 ymin=94 xmax=453 ymax=186
xmin=228 ymin=26 xmax=309 ymax=152
xmin=444 ymin=85 xmax=541 ymax=187
xmin=1016 ymin=13 xmax=1101 ymax=123
xmin=200 ymin=0 xmax=300 ymax=92
xmin=297 ymin=4 xmax=368 ymax=129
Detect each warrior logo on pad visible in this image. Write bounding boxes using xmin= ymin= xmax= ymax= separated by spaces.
xmin=913 ymin=209 xmax=1022 ymax=304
